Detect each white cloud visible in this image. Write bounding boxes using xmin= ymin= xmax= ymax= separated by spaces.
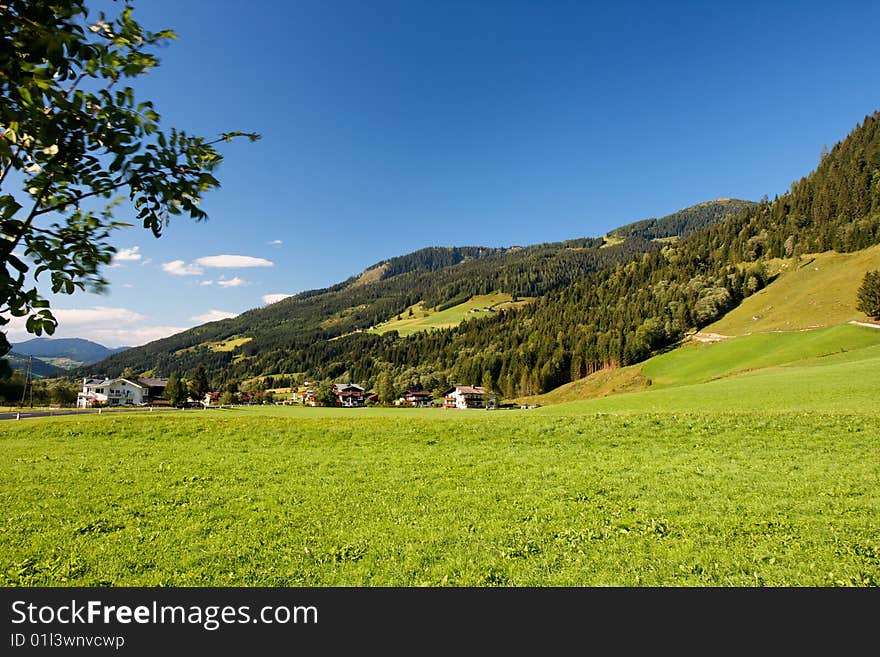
xmin=268 ymin=240 xmax=283 ymax=246
xmin=190 ymin=309 xmax=239 ymax=323
xmin=122 ymin=283 xmax=134 ymax=289
xmin=262 ymin=293 xmax=293 ymax=305
xmin=113 ymin=246 xmax=142 ymax=262
xmin=199 ymin=280 xmax=214 ymax=286
xmin=161 ymin=259 xmax=204 ymax=276
xmin=195 ymin=254 xmax=274 ymax=268
xmin=217 ymin=276 xmax=247 ymax=288
xmin=53 ymin=307 xmax=146 ymax=326
xmin=87 ymin=325 xmax=187 ymax=347
xmin=2 ymin=306 xmax=184 ymax=348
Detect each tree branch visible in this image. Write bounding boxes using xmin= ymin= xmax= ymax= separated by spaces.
xmin=30 ymin=180 xmax=128 ymax=218
xmin=0 ymin=144 xmax=24 ymax=191
xmin=0 ymin=177 xmax=54 ymax=262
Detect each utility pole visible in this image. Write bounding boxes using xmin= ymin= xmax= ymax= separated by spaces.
xmin=19 ymin=356 xmax=32 ymax=408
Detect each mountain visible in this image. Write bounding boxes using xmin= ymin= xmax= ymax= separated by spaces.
xmin=85 ymin=111 xmax=880 ymax=398
xmin=5 ymin=351 xmax=62 ymax=378
xmin=608 ymin=198 xmax=756 ymax=241
xmin=84 ymin=199 xmax=752 ymax=381
xmin=12 ymin=337 xmax=129 ymax=369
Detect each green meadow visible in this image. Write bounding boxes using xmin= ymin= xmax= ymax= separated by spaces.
xmin=2 ymin=392 xmax=878 ymax=586
xmin=3 ymin=322 xmax=880 ymax=587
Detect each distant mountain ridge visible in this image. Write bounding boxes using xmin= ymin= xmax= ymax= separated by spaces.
xmin=12 ymin=337 xmax=128 ymax=369
xmin=608 ymin=198 xmax=756 ymax=241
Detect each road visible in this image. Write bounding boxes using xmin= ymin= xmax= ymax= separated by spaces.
xmin=0 ymin=407 xmax=185 ymax=421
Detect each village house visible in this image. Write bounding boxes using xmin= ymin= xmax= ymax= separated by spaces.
xmin=137 ymin=377 xmax=170 ymax=402
xmin=299 ymin=383 xmax=367 ymax=407
xmin=76 ymin=377 xmax=168 ymax=408
xmin=397 ymin=389 xmax=433 ymax=407
xmin=443 ymin=385 xmax=494 ymax=409
xmin=333 ymin=383 xmax=366 ymax=407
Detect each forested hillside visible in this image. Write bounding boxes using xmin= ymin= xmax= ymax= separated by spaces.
xmin=86 ymin=112 xmax=880 ymax=398
xmin=609 ymin=198 xmax=755 ymax=240
xmin=87 ymin=201 xmax=746 ymax=381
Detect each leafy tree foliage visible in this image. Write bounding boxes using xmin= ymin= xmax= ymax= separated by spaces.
xmin=189 ymin=363 xmax=210 ymax=399
xmin=164 ymin=371 xmax=184 ymax=406
xmin=856 ymin=270 xmax=880 ymax=319
xmin=0 ymin=368 xmax=25 ymax=403
xmin=0 ymin=1 xmax=257 ymax=362
xmin=376 ymin=370 xmax=395 ymax=404
xmin=313 ymin=380 xmax=336 ymax=406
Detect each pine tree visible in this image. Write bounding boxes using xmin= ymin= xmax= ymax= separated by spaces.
xmin=190 ymin=364 xmax=210 ymax=399
xmin=164 ymin=372 xmax=185 ymax=407
xmin=856 ymin=270 xmax=880 ymax=319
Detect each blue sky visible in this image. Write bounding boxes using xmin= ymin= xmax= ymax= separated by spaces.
xmin=7 ymin=0 xmax=880 ymax=346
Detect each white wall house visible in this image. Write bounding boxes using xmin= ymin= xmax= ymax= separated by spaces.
xmin=333 ymin=383 xmax=366 ymax=407
xmin=443 ymin=385 xmax=488 ymax=409
xmin=77 ymin=377 xmax=149 ymax=408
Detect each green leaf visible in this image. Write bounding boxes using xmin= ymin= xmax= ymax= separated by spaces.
xmin=6 ymin=254 xmax=29 ymax=274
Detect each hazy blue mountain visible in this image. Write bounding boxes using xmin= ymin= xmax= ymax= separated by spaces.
xmin=12 ymin=338 xmax=129 ymax=368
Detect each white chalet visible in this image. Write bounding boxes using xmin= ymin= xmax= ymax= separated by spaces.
xmin=443 ymin=385 xmax=490 ymax=409
xmin=77 ymin=377 xmax=149 ymax=408
xmin=333 ymin=383 xmax=366 ymax=407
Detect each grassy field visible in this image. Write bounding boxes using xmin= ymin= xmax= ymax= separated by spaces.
xmin=4 ymin=261 xmax=880 ymax=587
xmin=642 ymin=323 xmax=880 ymax=388
xmin=708 ymin=244 xmax=880 ymax=336
xmin=370 ymin=293 xmax=530 ymax=336
xmin=1 ymin=394 xmax=878 ymax=586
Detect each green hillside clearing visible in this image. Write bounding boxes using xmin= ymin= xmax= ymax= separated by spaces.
xmin=370 ymin=293 xmax=531 ymax=336
xmin=643 ymin=324 xmax=880 ymax=388
xmin=521 ymin=323 xmax=880 ymax=407
xmin=708 ymin=245 xmax=880 ymax=336
xmin=536 ymin=324 xmax=880 ymax=415
xmin=176 ymin=336 xmax=252 ymax=355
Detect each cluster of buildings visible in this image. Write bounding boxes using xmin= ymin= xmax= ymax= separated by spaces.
xmin=296 ymin=383 xmax=495 ymax=409
xmin=77 ymin=377 xmax=498 ymax=411
xmin=297 ymin=383 xmax=373 ymax=407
